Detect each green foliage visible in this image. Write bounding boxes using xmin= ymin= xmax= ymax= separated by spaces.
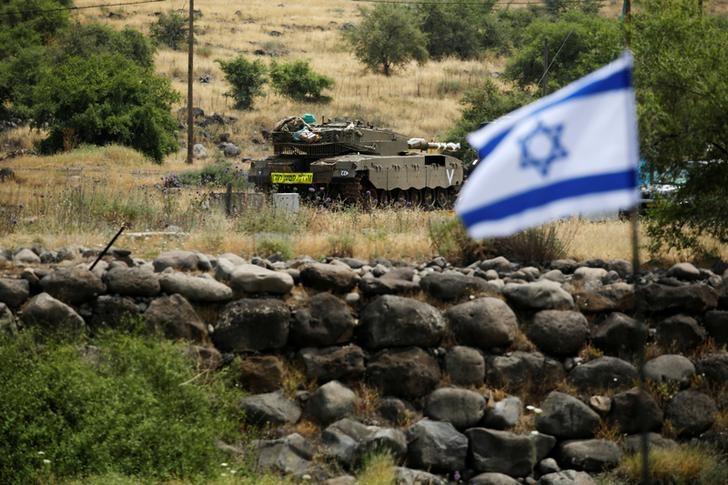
xmin=51 ymin=23 xmax=156 ymax=69
xmin=504 ymin=12 xmax=622 ymax=91
xmin=417 ymin=0 xmax=496 ymax=60
xmin=217 ymin=56 xmax=267 ymax=110
xmin=0 ymin=0 xmax=72 ymax=59
xmin=30 ymin=54 xmax=179 ymax=162
xmin=178 ymin=162 xmax=248 ymax=189
xmin=255 ymin=235 xmax=294 ymax=260
xmin=448 ymin=79 xmax=535 ymax=161
xmin=492 ymin=8 xmax=539 ymax=53
xmin=269 ymin=60 xmax=333 ymax=102
xmin=633 ymin=0 xmax=728 ymax=252
xmin=346 ymin=4 xmax=428 ymax=76
xmin=0 ymin=331 xmax=242 ymax=484
xmin=428 ymin=216 xmax=488 ymax=265
xmin=150 ymin=11 xmax=188 ymax=50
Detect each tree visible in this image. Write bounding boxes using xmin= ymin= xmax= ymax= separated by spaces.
xmin=504 ymin=12 xmax=622 ymax=91
xmin=51 ymin=23 xmax=156 ymax=69
xmin=0 ymin=0 xmax=72 ymax=59
xmin=448 ymin=79 xmax=535 ymax=162
xmin=633 ymin=0 xmax=728 ymax=252
xmin=417 ymin=0 xmax=496 ymax=60
xmin=269 ymin=60 xmax=333 ymax=102
xmin=217 ymin=56 xmax=267 ymax=110
xmin=31 ymin=54 xmax=180 ymax=162
xmin=150 ymin=11 xmax=187 ymax=50
xmin=346 ymin=4 xmax=428 ymax=76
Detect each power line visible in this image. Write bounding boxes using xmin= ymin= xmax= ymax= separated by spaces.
xmin=0 ymin=0 xmax=167 ymax=18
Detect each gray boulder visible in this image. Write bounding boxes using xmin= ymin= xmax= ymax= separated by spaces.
xmin=480 ymin=256 xmax=512 ymax=272
xmin=13 ymin=248 xmax=40 ymax=264
xmin=184 ymin=345 xmax=223 ymax=371
xmin=639 ymin=283 xmax=718 ymax=313
xmin=503 ymin=280 xmax=574 ymax=311
xmin=300 ymin=263 xmax=357 ymax=292
xmin=643 ymin=354 xmax=695 ymax=388
xmin=299 ymin=345 xmax=366 ymax=383
xmin=467 ymin=428 xmax=537 ymax=477
xmin=695 ymin=352 xmax=728 ymax=385
xmin=255 ymin=433 xmax=313 ymax=477
xmin=378 ymin=397 xmax=415 ymax=426
xmin=568 ymin=357 xmax=638 ymax=391
xmin=192 ymin=144 xmax=208 ymax=159
xmin=104 ymin=266 xmax=160 ymax=297
xmin=153 ymin=250 xmax=205 ymax=272
xmin=221 ymin=142 xmax=241 ymax=157
xmin=657 ymin=314 xmax=706 ymax=351
xmin=239 ymin=355 xmax=285 ymax=393
xmin=394 ymin=467 xmax=447 ymax=485
xmin=622 ymin=433 xmax=678 ymax=454
xmin=575 ymin=282 xmax=635 ymax=313
xmin=291 ymin=293 xmax=355 ymax=347
xmin=21 ymin=292 xmax=85 ymax=332
xmin=538 ymin=470 xmax=596 ymax=485
xmin=0 ymin=303 xmax=17 ymax=335
xmin=665 ymin=390 xmax=717 ymax=437
xmin=486 ymin=351 xmax=565 ymax=392
xmin=366 ymin=347 xmax=441 ymax=400
xmin=591 ymin=312 xmax=647 ymax=354
xmin=360 ymin=295 xmax=444 ymax=348
xmin=90 ymin=295 xmax=141 ymax=328
xmin=527 ymin=310 xmax=589 ymax=356
xmin=0 ymin=278 xmax=29 ymax=308
xmin=228 ymin=264 xmax=294 ymax=295
xmin=536 ymin=392 xmax=600 ymax=439
xmin=241 ymin=391 xmax=302 ymax=425
xmin=213 ymin=298 xmax=289 ymax=352
xmin=667 ymin=262 xmax=702 ymax=281
xmin=445 ymin=297 xmax=518 ymax=350
xmin=159 ymin=272 xmax=233 ymax=302
xmin=406 ymin=419 xmax=468 ymax=472
xmin=144 ymin=294 xmax=208 ymax=343
xmin=305 ymin=381 xmax=358 ymax=425
xmin=359 ymin=427 xmax=407 ymax=461
xmin=321 ymin=418 xmax=372 ymax=467
xmin=470 ymin=473 xmax=520 ymax=485
xmin=40 ymin=267 xmax=106 ymax=304
xmin=445 ymin=346 xmax=485 ymax=386
xmin=424 ymin=387 xmax=486 ymax=429
xmin=704 ymin=310 xmax=728 ymax=344
xmin=358 ymin=268 xmax=419 ymax=296
xmin=558 ymin=440 xmax=621 ymax=472
xmin=420 ymin=271 xmax=499 ymax=302
xmin=482 ymin=396 xmax=522 ymax=430
xmin=609 ymin=387 xmax=663 ymax=434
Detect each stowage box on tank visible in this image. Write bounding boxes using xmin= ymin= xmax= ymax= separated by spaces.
xmin=248 ymin=116 xmax=466 ymax=207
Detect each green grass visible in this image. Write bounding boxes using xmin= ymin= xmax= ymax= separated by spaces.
xmin=0 ymin=330 xmax=244 ymax=484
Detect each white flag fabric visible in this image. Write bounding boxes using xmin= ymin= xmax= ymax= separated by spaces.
xmin=455 ymin=52 xmax=640 ymax=239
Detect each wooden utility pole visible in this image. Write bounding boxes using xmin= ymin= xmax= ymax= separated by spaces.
xmin=186 ymin=0 xmax=195 ymax=164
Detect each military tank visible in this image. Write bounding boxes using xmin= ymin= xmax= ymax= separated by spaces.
xmin=248 ymin=116 xmax=466 ymax=207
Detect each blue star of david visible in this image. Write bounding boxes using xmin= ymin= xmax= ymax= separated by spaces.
xmin=518 ymin=121 xmax=568 ymax=176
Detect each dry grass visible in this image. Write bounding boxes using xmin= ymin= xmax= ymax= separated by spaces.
xmin=356 ymin=452 xmax=396 ymax=485
xmin=615 ymin=444 xmax=728 ymax=484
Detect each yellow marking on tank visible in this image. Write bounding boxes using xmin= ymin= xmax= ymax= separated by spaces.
xmin=271 ymin=172 xmax=313 ymax=184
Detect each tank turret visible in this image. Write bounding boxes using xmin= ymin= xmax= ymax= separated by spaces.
xmin=249 ymin=116 xmax=466 ymax=207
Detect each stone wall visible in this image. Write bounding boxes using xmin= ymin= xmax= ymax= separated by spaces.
xmin=1 ymin=246 xmax=727 ymax=484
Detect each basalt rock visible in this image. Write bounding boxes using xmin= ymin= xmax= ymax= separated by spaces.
xmin=359 ymin=295 xmax=444 ymax=349
xmin=366 ymin=347 xmax=441 ymax=400
xmin=445 ymin=297 xmax=518 ymax=350
xmin=213 ymin=298 xmax=290 ymax=352
xmin=291 ymin=292 xmax=355 ymax=347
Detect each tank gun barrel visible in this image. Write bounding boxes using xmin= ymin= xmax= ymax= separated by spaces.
xmin=407 ymin=138 xmax=461 ymax=152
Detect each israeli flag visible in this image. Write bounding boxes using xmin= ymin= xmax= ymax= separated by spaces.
xmin=456 ymin=52 xmax=640 ymax=239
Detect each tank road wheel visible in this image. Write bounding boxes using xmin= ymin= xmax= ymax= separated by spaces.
xmin=434 ymin=187 xmax=449 ymax=208
xmin=407 ymin=188 xmax=422 ymax=208
xmin=421 ymin=188 xmax=435 ymax=209
xmin=391 ymin=189 xmax=408 ymax=208
xmin=377 ymin=189 xmax=390 ymax=207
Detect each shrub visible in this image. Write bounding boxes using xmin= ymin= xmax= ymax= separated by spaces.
xmin=177 ymin=161 xmax=248 ymax=188
xmin=345 ymin=4 xmax=428 ymax=76
xmin=150 ymin=11 xmax=187 ymax=50
xmin=0 ymin=331 xmax=242 ymax=484
xmin=269 ymin=60 xmax=333 ymax=102
xmin=428 ymin=216 xmax=487 ymax=265
xmin=217 ymin=56 xmax=267 ymax=110
xmin=504 ymin=12 xmax=622 ymax=91
xmin=30 ymin=53 xmax=179 ymax=162
xmin=255 ymin=234 xmax=293 ymax=260
xmin=417 ymin=1 xmax=493 ymax=60
xmin=51 ymin=23 xmax=156 ymax=69
xmin=490 ymin=224 xmax=572 ymax=265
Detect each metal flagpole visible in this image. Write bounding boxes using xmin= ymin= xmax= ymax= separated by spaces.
xmin=186 ymin=0 xmax=195 ymax=164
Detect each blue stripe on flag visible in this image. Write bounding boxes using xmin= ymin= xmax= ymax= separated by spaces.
xmin=459 ymin=169 xmax=637 ymax=227
xmin=476 ymin=66 xmax=632 ymax=161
